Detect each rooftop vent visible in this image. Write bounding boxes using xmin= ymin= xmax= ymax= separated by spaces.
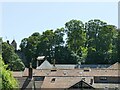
xmin=78 ymin=72 xmax=83 ymax=75
xmin=51 ymin=78 xmax=56 ymax=83
xmin=63 ymin=71 xmax=67 ymax=75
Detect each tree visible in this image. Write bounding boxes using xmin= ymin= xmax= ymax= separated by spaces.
xmin=115 ymin=29 xmax=120 ymax=62
xmin=0 ymin=55 xmax=18 ymax=89
xmin=19 ymin=19 xmax=118 ymax=65
xmin=36 ymin=30 xmax=55 ymax=63
xmin=54 ymin=46 xmax=78 ymax=64
xmin=65 ymin=19 xmax=86 ymax=63
xmin=2 ymin=42 xmax=25 ymax=71
xmin=37 ymin=28 xmax=65 ymax=63
xmin=20 ymin=32 xmax=41 ymax=67
xmin=85 ymin=19 xmax=117 ymax=64
xmin=98 ymin=25 xmax=117 ymax=64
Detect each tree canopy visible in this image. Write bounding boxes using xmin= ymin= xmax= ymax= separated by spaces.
xmin=2 ymin=42 xmax=25 ymax=71
xmin=19 ymin=19 xmax=119 ymax=67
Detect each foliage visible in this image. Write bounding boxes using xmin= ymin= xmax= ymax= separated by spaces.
xmin=20 ymin=32 xmax=41 ymax=67
xmin=85 ymin=19 xmax=117 ymax=64
xmin=65 ymin=19 xmax=86 ymax=63
xmin=116 ymin=30 xmax=120 ymax=63
xmin=0 ymin=55 xmax=18 ymax=89
xmin=2 ymin=42 xmax=25 ymax=71
xmin=20 ymin=19 xmax=119 ymax=65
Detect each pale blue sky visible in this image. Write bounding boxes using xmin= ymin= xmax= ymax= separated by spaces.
xmin=1 ymin=2 xmax=118 ymax=49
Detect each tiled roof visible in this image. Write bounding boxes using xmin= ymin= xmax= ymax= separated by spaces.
xmin=13 ymin=62 xmax=120 ymax=89
xmin=12 ymin=71 xmax=23 ymax=77
xmin=22 ymin=68 xmax=119 ymax=77
xmin=41 ymin=76 xmax=93 ymax=88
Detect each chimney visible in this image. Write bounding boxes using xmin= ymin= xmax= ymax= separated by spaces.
xmin=53 ymin=59 xmax=56 ymax=67
xmin=28 ymin=63 xmax=33 ymax=79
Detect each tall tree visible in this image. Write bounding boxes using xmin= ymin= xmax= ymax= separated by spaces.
xmin=37 ymin=28 xmax=65 ymax=63
xmin=85 ymin=19 xmax=117 ymax=64
xmin=2 ymin=42 xmax=25 ymax=71
xmin=116 ymin=29 xmax=120 ymax=62
xmin=65 ymin=19 xmax=86 ymax=63
xmin=20 ymin=32 xmax=41 ymax=67
xmin=37 ymin=30 xmax=55 ymax=63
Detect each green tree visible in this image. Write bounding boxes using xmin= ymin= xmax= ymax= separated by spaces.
xmin=0 ymin=55 xmax=18 ymax=89
xmin=20 ymin=32 xmax=41 ymax=67
xmin=98 ymin=25 xmax=117 ymax=63
xmin=115 ymin=29 xmax=120 ymax=62
xmin=85 ymin=19 xmax=117 ymax=64
xmin=54 ymin=46 xmax=78 ymax=64
xmin=2 ymin=42 xmax=25 ymax=71
xmin=37 ymin=28 xmax=65 ymax=63
xmin=36 ymin=30 xmax=55 ymax=63
xmin=65 ymin=19 xmax=86 ymax=63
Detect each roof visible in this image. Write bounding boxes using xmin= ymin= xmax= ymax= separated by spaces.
xmin=108 ymin=62 xmax=120 ymax=69
xmin=12 ymin=71 xmax=23 ymax=77
xmin=36 ymin=60 xmax=52 ymax=69
xmin=16 ymin=61 xmax=120 ymax=89
xmin=41 ymin=76 xmax=93 ymax=88
xmin=75 ymin=64 xmax=110 ymax=69
xmin=23 ymin=68 xmax=119 ymax=77
xmin=55 ymin=64 xmax=76 ymax=69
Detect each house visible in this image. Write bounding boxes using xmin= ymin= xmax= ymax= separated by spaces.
xmin=12 ymin=61 xmax=120 ymax=90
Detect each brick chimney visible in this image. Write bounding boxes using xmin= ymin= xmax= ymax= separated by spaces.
xmin=28 ymin=63 xmax=33 ymax=79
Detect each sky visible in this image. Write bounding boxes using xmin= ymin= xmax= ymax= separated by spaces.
xmin=0 ymin=1 xmax=118 ymax=49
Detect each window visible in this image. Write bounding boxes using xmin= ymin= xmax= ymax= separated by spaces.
xmin=100 ymin=77 xmax=107 ymax=80
xmin=84 ymin=69 xmax=90 ymax=72
xmin=51 ymin=69 xmax=57 ymax=72
xmin=94 ymin=76 xmax=108 ymax=83
xmin=51 ymin=78 xmax=56 ymax=83
xmin=34 ymin=76 xmax=44 ymax=81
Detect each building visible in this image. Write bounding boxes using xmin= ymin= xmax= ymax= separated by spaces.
xmin=12 ymin=61 xmax=120 ymax=90
xmin=6 ymin=39 xmax=17 ymax=50
xmin=11 ymin=39 xmax=17 ymax=50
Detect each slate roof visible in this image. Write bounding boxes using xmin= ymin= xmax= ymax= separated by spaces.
xmin=55 ymin=64 xmax=76 ymax=69
xmin=36 ymin=60 xmax=113 ymax=70
xmin=36 ymin=60 xmax=52 ymax=69
xmin=75 ymin=64 xmax=110 ymax=69
xmin=108 ymin=62 xmax=120 ymax=69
